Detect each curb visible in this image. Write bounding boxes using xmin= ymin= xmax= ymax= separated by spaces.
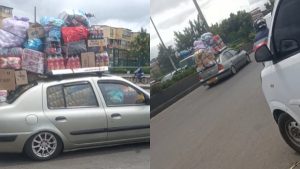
xmin=150 ymin=81 xmax=203 ymax=118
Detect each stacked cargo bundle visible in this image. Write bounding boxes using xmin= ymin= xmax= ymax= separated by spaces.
xmin=0 ymin=16 xmax=30 ymax=99
xmin=0 ymin=9 xmax=109 ymax=102
xmin=87 ymin=26 xmax=109 ymax=67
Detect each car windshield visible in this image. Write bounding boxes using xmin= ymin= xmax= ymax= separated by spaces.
xmin=6 ymin=82 xmax=37 ymax=104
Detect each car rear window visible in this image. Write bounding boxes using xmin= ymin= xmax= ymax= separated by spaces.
xmin=6 ymin=83 xmax=38 ymax=104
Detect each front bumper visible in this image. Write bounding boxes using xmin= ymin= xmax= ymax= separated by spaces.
xmin=201 ymin=68 xmax=231 ymax=85
xmin=0 ymin=132 xmax=31 ymax=153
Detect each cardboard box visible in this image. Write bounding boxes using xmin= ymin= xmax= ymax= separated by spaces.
xmin=22 ymin=49 xmax=45 ymax=74
xmin=15 ymin=70 xmax=28 ymax=86
xmin=81 ymin=52 xmax=95 ymax=68
xmin=0 ymin=69 xmax=16 ymax=90
xmin=87 ymin=39 xmax=106 ymax=47
xmin=28 ymin=24 xmax=45 ymax=39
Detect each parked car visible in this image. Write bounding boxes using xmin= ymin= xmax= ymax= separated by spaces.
xmin=199 ymin=48 xmax=250 ymax=87
xmin=0 ymin=74 xmax=150 ymax=161
xmin=160 ymin=66 xmax=187 ymax=83
xmin=179 ymin=54 xmax=196 ymax=69
xmin=255 ymin=0 xmax=300 ymax=153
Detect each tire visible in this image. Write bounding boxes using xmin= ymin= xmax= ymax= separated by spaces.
xmin=231 ymin=66 xmax=237 ymax=75
xmin=278 ymin=114 xmax=300 ymax=153
xmin=24 ymin=132 xmax=63 ymax=161
xmin=246 ymin=53 xmax=251 ymax=63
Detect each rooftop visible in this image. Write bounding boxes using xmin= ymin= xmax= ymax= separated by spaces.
xmin=0 ymin=5 xmax=13 ymax=9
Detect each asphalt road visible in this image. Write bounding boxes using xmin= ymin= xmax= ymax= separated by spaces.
xmin=0 ymin=143 xmax=149 ymax=169
xmin=151 ymin=55 xmax=300 ymax=169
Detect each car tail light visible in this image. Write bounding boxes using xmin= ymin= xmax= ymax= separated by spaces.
xmin=218 ymin=64 xmax=224 ymax=71
xmin=199 ymin=75 xmax=203 ymax=81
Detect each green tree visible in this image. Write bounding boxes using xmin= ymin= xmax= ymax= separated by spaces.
xmin=156 ymin=44 xmax=178 ymax=74
xmin=265 ymin=0 xmax=275 ymax=12
xmin=174 ymin=18 xmax=207 ymax=51
xmin=210 ymin=11 xmax=254 ymax=47
xmin=130 ymin=28 xmax=150 ymax=66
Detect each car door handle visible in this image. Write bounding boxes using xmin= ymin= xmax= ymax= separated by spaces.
xmin=55 ymin=116 xmax=67 ymax=121
xmin=111 ymin=113 xmax=122 ymax=119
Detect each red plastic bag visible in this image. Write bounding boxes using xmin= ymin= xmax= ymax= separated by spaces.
xmin=61 ymin=26 xmax=88 ymax=43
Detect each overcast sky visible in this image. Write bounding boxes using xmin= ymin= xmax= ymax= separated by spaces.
xmin=1 ymin=0 xmax=149 ymax=32
xmin=150 ymin=0 xmax=270 ymax=59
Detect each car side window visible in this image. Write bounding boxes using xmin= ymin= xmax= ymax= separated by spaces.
xmin=47 ymin=82 xmax=98 ymax=109
xmin=64 ymin=83 xmax=98 ymax=108
xmin=98 ymin=81 xmax=146 ymax=106
xmin=272 ymin=0 xmax=300 ymax=58
xmin=222 ymin=52 xmax=233 ymax=61
xmin=47 ymin=85 xmax=65 ymax=109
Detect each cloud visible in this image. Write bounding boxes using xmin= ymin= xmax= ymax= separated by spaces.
xmin=1 ymin=0 xmax=149 ymax=31
xmin=151 ymin=0 xmax=212 ymax=16
xmin=157 ymin=6 xmax=196 ymax=29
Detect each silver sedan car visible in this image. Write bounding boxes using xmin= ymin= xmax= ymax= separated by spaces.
xmin=200 ymin=48 xmax=251 ymax=87
xmin=0 ymin=75 xmax=150 ymax=161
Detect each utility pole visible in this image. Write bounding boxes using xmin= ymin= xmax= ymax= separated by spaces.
xmin=34 ymin=6 xmax=36 ymax=24
xmin=192 ymin=0 xmax=209 ymax=31
xmin=150 ymin=17 xmax=177 ymax=70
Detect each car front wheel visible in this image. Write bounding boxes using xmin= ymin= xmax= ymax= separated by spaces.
xmin=278 ymin=113 xmax=300 ymax=153
xmin=24 ymin=132 xmax=63 ymax=161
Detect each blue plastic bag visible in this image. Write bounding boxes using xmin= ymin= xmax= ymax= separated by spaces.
xmin=24 ymin=38 xmax=44 ymax=51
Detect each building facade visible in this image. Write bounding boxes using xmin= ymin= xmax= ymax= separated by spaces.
xmin=0 ymin=5 xmax=13 ymax=27
xmin=91 ymin=25 xmax=145 ymax=67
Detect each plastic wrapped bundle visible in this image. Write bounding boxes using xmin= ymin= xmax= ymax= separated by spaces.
xmin=0 ymin=29 xmax=25 ymax=48
xmin=40 ymin=17 xmax=65 ymax=27
xmin=40 ymin=17 xmax=64 ymax=40
xmin=59 ymin=9 xmax=90 ymax=27
xmin=194 ymin=49 xmax=216 ymax=72
xmin=100 ymin=52 xmax=109 ymax=66
xmin=24 ymin=38 xmax=44 ymax=51
xmin=61 ymin=26 xmax=88 ymax=43
xmin=0 ymin=90 xmax=7 ymax=103
xmin=1 ymin=16 xmax=30 ymax=39
xmin=0 ymin=47 xmax=23 ymax=57
xmin=193 ymin=40 xmax=207 ymax=50
xmin=44 ymin=38 xmax=62 ymax=55
xmin=0 ymin=57 xmax=22 ymax=69
xmin=62 ymin=40 xmax=87 ymax=55
xmin=42 ymin=26 xmax=62 ymax=40
xmin=200 ymin=32 xmax=214 ymax=47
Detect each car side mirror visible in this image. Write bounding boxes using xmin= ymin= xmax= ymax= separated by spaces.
xmin=255 ymin=44 xmax=273 ymax=62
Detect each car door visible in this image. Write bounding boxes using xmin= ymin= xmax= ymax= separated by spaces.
xmin=223 ymin=51 xmax=236 ymax=66
xmin=264 ymin=0 xmax=300 ymax=122
xmin=228 ymin=49 xmax=243 ymax=68
xmin=43 ymin=80 xmax=108 ymax=144
xmin=96 ymin=79 xmax=150 ymax=141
